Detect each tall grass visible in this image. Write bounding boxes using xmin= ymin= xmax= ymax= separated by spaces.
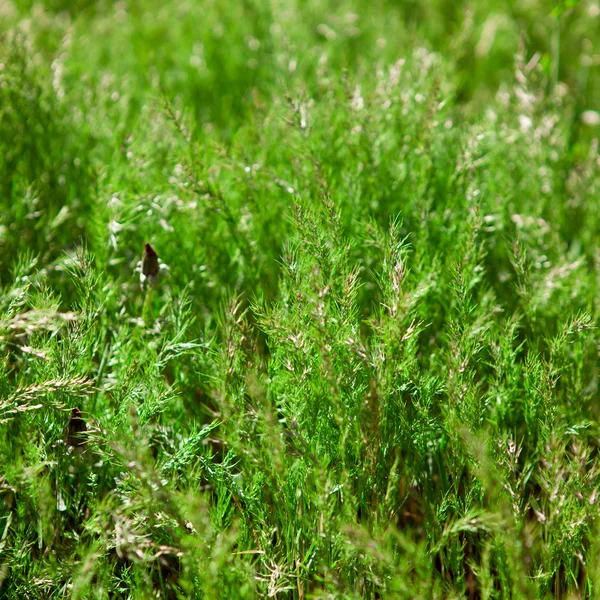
xmin=1 ymin=0 xmax=599 ymax=597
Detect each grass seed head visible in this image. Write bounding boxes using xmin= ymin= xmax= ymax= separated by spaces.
xmin=141 ymin=242 xmax=159 ymax=286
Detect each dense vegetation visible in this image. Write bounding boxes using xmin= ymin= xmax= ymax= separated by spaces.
xmin=1 ymin=1 xmax=599 ymax=597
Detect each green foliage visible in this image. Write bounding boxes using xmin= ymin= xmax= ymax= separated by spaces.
xmin=0 ymin=0 xmax=599 ymax=598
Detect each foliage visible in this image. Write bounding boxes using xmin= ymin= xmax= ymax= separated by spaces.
xmin=1 ymin=0 xmax=599 ymax=598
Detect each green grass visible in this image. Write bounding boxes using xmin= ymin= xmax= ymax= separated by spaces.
xmin=1 ymin=0 xmax=599 ymax=598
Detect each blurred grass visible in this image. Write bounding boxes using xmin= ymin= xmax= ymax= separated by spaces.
xmin=0 ymin=0 xmax=599 ymax=598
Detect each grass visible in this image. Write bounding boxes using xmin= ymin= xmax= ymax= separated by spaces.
xmin=0 ymin=0 xmax=599 ymax=598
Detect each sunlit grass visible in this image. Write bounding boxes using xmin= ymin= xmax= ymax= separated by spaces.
xmin=1 ymin=1 xmax=599 ymax=598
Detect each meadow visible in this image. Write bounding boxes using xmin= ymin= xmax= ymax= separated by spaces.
xmin=1 ymin=0 xmax=599 ymax=597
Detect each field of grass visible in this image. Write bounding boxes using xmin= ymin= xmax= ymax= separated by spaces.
xmin=1 ymin=0 xmax=599 ymax=598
